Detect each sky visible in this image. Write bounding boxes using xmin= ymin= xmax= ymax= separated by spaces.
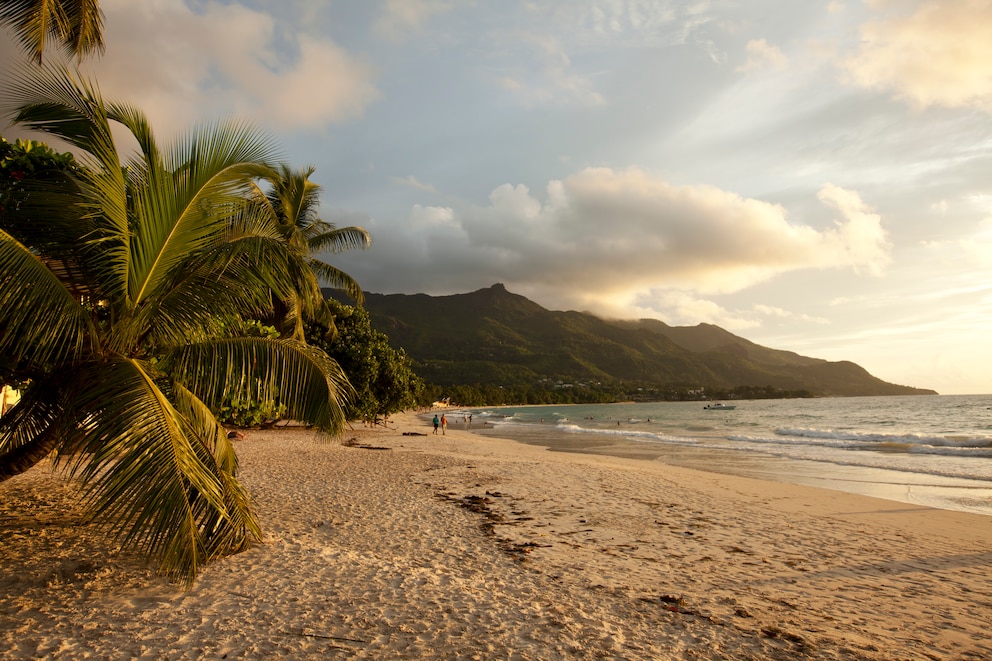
xmin=2 ymin=0 xmax=991 ymax=395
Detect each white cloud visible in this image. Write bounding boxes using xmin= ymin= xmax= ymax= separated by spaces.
xmin=68 ymin=0 xmax=380 ymax=137
xmin=842 ymin=0 xmax=992 ymax=111
xmin=737 ymin=38 xmax=788 ymax=73
xmin=409 ymin=204 xmax=457 ymax=229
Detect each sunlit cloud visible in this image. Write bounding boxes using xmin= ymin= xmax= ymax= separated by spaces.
xmin=816 ymin=184 xmax=891 ymax=276
xmin=842 ymin=0 xmax=992 ymax=111
xmin=753 ymin=305 xmax=829 ymax=324
xmin=737 ymin=38 xmax=788 ymax=73
xmin=35 ymin=0 xmax=382 ymax=138
xmin=626 ymin=291 xmax=760 ymax=331
xmin=342 ymin=168 xmax=893 ymax=320
xmin=829 ymin=295 xmax=868 ymax=306
xmin=921 ymin=218 xmax=992 ymax=268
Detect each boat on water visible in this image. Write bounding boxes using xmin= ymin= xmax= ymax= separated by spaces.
xmin=703 ymin=403 xmax=736 ymax=410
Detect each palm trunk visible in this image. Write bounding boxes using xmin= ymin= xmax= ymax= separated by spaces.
xmin=0 ymin=428 xmax=59 ymax=482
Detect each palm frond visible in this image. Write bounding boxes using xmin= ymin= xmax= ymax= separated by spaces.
xmin=308 ymin=225 xmax=371 ymax=254
xmin=61 ymin=357 xmax=231 ymax=585
xmin=60 ymin=0 xmax=104 ymax=61
xmin=0 ymin=228 xmax=95 ymax=368
xmin=5 ymin=62 xmax=132 ymax=303
xmin=168 ymin=380 xmax=235 ymax=474
xmin=5 ymin=62 xmax=121 ymax=174
xmin=0 ymin=0 xmax=104 ymax=62
xmin=0 ymin=144 xmax=87 ymax=241
xmin=0 ymin=376 xmax=65 ymax=480
xmin=129 ymin=205 xmax=305 ymax=350
xmin=0 ymin=0 xmax=68 ymax=63
xmin=167 ymin=337 xmax=353 ymax=436
xmin=128 ymin=125 xmax=280 ymax=308
xmin=309 ymin=259 xmax=366 ymax=304
xmin=105 ymin=99 xmax=161 ymax=169
xmin=169 ymin=380 xmax=261 ymax=557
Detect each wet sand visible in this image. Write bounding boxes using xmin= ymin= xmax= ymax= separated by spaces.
xmin=465 ymin=418 xmax=992 ymax=516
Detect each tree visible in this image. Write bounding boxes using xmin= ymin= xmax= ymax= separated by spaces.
xmin=0 ymin=0 xmax=105 ymax=63
xmin=252 ymin=164 xmax=370 ymax=340
xmin=0 ymin=64 xmax=352 ymax=585
xmin=308 ymin=298 xmax=422 ymax=423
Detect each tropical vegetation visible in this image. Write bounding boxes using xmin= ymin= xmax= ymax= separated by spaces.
xmin=0 ymin=64 xmax=355 ymax=585
xmin=307 ymin=297 xmax=423 ymax=424
xmin=251 ymin=164 xmax=370 ymax=340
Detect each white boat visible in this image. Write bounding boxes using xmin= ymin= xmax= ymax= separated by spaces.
xmin=703 ymin=403 xmax=736 ymax=410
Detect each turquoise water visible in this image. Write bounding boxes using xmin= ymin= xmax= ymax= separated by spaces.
xmin=448 ymin=395 xmax=992 ymax=516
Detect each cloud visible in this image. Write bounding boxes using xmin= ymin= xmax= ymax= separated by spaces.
xmin=374 ymin=0 xmax=458 ymax=42
xmin=392 ymin=175 xmax=438 ymax=193
xmin=338 ymin=168 xmax=893 ymax=319
xmin=816 ymin=183 xmax=891 ymax=276
xmin=40 ymin=0 xmax=381 ymax=138
xmin=842 ymin=0 xmax=992 ymax=111
xmin=617 ymin=295 xmax=828 ymax=333
xmin=629 ymin=291 xmax=761 ymax=331
xmin=497 ymin=32 xmax=605 ymax=107
xmin=921 ymin=217 xmax=992 ymax=268
xmin=409 ymin=204 xmax=457 ymax=230
xmin=753 ymin=304 xmax=829 ymax=325
xmin=737 ymin=38 xmax=788 ymax=73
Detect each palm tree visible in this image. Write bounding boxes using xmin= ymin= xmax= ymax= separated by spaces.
xmin=0 ymin=0 xmax=105 ymax=63
xmin=252 ymin=164 xmax=370 ymax=339
xmin=0 ymin=64 xmax=352 ymax=585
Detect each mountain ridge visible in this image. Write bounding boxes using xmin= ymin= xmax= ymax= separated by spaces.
xmin=327 ymin=284 xmax=936 ymax=398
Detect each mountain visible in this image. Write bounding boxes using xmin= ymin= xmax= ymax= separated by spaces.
xmin=327 ymin=284 xmax=936 ymax=397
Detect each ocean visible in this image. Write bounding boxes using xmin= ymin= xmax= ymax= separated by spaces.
xmin=445 ymin=394 xmax=992 ymax=516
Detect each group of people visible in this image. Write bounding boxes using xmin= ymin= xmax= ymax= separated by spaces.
xmin=431 ymin=412 xmax=473 ymax=434
xmin=432 ymin=414 xmax=447 ymax=435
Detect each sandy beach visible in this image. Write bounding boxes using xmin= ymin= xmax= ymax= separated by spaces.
xmin=2 ymin=412 xmax=991 ymax=660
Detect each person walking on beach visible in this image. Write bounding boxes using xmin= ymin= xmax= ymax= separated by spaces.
xmin=441 ymin=414 xmax=447 ymax=435
xmin=432 ymin=415 xmax=440 ymax=435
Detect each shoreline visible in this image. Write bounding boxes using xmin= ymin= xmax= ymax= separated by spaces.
xmin=2 ymin=413 xmax=991 ymax=659
xmin=489 ymin=426 xmax=992 ymax=516
xmin=439 ymin=399 xmax=992 ymax=517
